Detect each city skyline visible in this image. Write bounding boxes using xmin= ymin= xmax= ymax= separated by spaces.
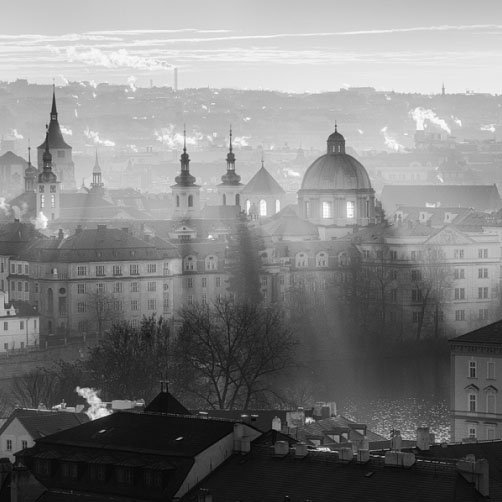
xmin=2 ymin=0 xmax=502 ymax=93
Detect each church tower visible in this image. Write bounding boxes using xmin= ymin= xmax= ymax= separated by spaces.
xmin=171 ymin=128 xmax=200 ymax=219
xmin=24 ymin=145 xmax=38 ymax=193
xmin=89 ymin=150 xmax=105 ymax=197
xmin=37 ymin=85 xmax=75 ymax=190
xmin=217 ymin=127 xmax=243 ymax=207
xmin=36 ymin=130 xmax=61 ymax=222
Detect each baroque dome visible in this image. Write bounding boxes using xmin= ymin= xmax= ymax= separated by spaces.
xmin=301 ymin=127 xmax=372 ymax=191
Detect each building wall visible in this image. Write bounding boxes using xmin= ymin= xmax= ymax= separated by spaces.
xmin=451 ymin=343 xmax=502 ymax=442
xmin=0 ymin=419 xmax=33 ymax=462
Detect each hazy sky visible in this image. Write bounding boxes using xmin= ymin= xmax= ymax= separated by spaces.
xmin=3 ymin=0 xmax=502 ymax=93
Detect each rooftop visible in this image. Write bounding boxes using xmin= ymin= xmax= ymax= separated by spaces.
xmin=450 ymin=319 xmax=502 ymax=345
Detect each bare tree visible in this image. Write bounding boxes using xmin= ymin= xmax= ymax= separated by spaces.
xmin=411 ymin=246 xmax=453 ymax=340
xmin=175 ymin=299 xmax=297 ymax=409
xmin=86 ymin=290 xmax=123 ymax=337
xmin=10 ymin=368 xmax=60 ymax=409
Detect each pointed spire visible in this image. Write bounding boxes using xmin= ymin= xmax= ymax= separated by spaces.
xmin=261 ymin=151 xmax=265 ymax=168
xmin=51 ymin=83 xmax=58 ymax=120
xmin=229 ymin=125 xmax=233 ymax=153
xmin=176 ymin=125 xmax=195 ymax=186
xmin=27 ymin=140 xmax=31 ymax=166
xmin=183 ymin=124 xmax=186 ymax=153
xmin=222 ymin=126 xmax=240 ymax=185
xmin=94 ymin=148 xmax=101 ymax=172
xmin=335 ymin=121 xmax=338 ymax=133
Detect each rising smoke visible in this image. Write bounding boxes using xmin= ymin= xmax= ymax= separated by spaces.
xmin=76 ymin=386 xmax=112 ymax=420
xmin=410 ymin=107 xmax=451 ymax=135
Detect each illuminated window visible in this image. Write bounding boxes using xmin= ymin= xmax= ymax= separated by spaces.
xmin=346 ymin=201 xmax=355 ymax=219
xmin=51 ymin=194 xmax=55 ymax=208
xmin=40 ymin=194 xmax=45 ymax=208
xmin=259 ymin=200 xmax=267 ymax=216
xmin=246 ymin=200 xmax=251 ymax=213
xmin=304 ymin=201 xmax=310 ymax=218
xmin=322 ymin=202 xmax=332 ymax=219
xmin=275 ymin=200 xmax=280 ymax=213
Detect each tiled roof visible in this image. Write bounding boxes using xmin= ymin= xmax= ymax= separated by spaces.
xmin=36 ymin=411 xmax=237 ymax=458
xmin=194 ymin=410 xmax=290 ymax=433
xmin=261 ymin=205 xmax=319 ymax=239
xmin=0 ymin=409 xmax=88 ymax=440
xmin=181 ymin=445 xmax=484 ymax=502
xmin=450 ymin=319 xmax=502 ymax=345
xmin=381 ymin=184 xmax=502 ymax=213
xmin=241 ymin=166 xmax=285 ymax=195
xmin=0 ymin=221 xmax=46 ymax=255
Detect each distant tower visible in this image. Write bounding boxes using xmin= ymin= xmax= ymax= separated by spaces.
xmin=170 ymin=127 xmax=200 ymax=218
xmin=90 ymin=149 xmax=105 ymax=197
xmin=174 ymin=67 xmax=178 ymax=92
xmin=24 ymin=144 xmax=38 ymax=193
xmin=217 ymin=127 xmax=243 ymax=207
xmin=37 ymin=85 xmax=76 ymax=190
xmin=442 ymin=82 xmax=446 ymax=96
xmin=36 ymin=128 xmax=60 ymax=221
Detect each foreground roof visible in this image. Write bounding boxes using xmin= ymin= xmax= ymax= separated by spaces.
xmin=36 ymin=412 xmax=237 ymax=458
xmin=450 ymin=319 xmax=502 ymax=345
xmin=181 ymin=445 xmax=484 ymax=502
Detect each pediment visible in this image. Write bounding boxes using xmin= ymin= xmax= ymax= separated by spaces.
xmin=425 ymin=226 xmax=474 ymax=246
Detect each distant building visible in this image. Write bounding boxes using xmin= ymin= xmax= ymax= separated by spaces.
xmin=0 ymin=151 xmax=27 ymax=200
xmin=0 ymin=408 xmax=88 ymax=462
xmin=450 ymin=321 xmax=502 ymax=442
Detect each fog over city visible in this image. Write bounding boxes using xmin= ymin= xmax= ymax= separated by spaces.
xmin=0 ymin=1 xmax=502 ymax=501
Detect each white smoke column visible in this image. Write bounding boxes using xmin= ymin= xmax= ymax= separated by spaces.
xmin=0 ymin=198 xmax=10 ymax=216
xmin=59 ymin=74 xmax=69 ymax=86
xmin=11 ymin=129 xmax=23 ymax=139
xmin=380 ymin=126 xmax=405 ymax=152
xmin=154 ymin=125 xmax=198 ymax=149
xmin=76 ymin=386 xmax=112 ymax=420
xmin=452 ymin=116 xmax=462 ymax=127
xmin=481 ymin=124 xmax=496 ymax=133
xmin=84 ymin=128 xmax=115 ymax=147
xmin=410 ymin=107 xmax=451 ymax=135
xmin=127 ymin=76 xmax=137 ymax=92
xmin=233 ymin=136 xmax=250 ymax=147
xmin=34 ymin=212 xmax=48 ymax=230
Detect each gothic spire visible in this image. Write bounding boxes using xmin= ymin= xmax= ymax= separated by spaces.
xmin=51 ymin=84 xmax=58 ymax=121
xmin=175 ymin=125 xmax=195 ymax=186
xmin=221 ymin=126 xmax=240 ymax=185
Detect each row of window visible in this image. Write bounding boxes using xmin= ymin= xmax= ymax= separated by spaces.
xmin=76 ymin=282 xmax=168 ymax=294
xmin=76 ymin=299 xmax=166 ymax=313
xmin=245 ymin=199 xmax=281 ymax=217
xmin=183 ymin=255 xmax=219 ymax=272
xmin=186 ymin=277 xmax=222 ymax=288
xmin=454 ymin=287 xmax=490 ymax=300
xmin=39 ymin=194 xmax=56 ymax=209
xmin=454 ymin=268 xmax=489 ymax=280
xmin=467 ymin=392 xmax=497 ymax=413
xmin=76 ymin=263 xmax=165 ymax=277
xmin=10 ymin=281 xmax=28 ymax=292
xmin=468 ymin=360 xmax=496 ymax=379
xmin=410 ymin=309 xmax=489 ymax=323
xmin=466 ymin=423 xmax=497 ymax=440
xmin=5 ymin=439 xmax=28 ymax=451
xmin=294 ymin=252 xmax=329 ymax=268
xmin=9 ymin=264 xmax=29 ymax=275
xmin=3 ymin=321 xmax=28 ymax=331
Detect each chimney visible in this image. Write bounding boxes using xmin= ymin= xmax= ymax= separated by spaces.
xmin=294 ymin=443 xmax=308 ymax=458
xmin=57 ymin=228 xmax=64 ymax=240
xmin=390 ymin=430 xmax=402 ymax=451
xmin=197 ymin=488 xmax=213 ymax=502
xmin=416 ymin=427 xmax=431 ymax=451
xmin=385 ymin=451 xmax=416 ymax=468
xmin=272 ymin=416 xmax=282 ymax=431
xmin=339 ymin=446 xmax=353 ymax=462
xmin=457 ymin=456 xmax=489 ymax=497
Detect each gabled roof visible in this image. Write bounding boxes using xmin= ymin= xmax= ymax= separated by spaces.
xmin=0 ymin=151 xmax=27 ymax=166
xmin=144 ymin=392 xmax=191 ymax=415
xmin=0 ymin=409 xmax=89 ymax=440
xmin=36 ymin=411 xmax=236 ymax=458
xmin=450 ymin=319 xmax=502 ymax=345
xmin=260 ymin=205 xmax=319 ymax=240
xmin=241 ymin=165 xmax=285 ymax=195
xmin=0 ymin=221 xmax=46 ymax=255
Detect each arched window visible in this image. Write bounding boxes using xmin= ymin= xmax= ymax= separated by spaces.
xmin=275 ymin=200 xmax=280 ymax=213
xmin=322 ymin=202 xmax=332 ymax=219
xmin=188 ymin=195 xmax=193 ymax=208
xmin=176 ymin=195 xmax=180 ymax=207
xmin=316 ymin=252 xmax=328 ymax=267
xmin=366 ymin=199 xmax=370 ymax=218
xmin=222 ymin=194 xmax=226 ymax=206
xmin=259 ymin=200 xmax=267 ymax=217
xmin=304 ymin=201 xmax=310 ymax=218
xmin=246 ymin=200 xmax=251 ymax=214
xmin=236 ymin=194 xmax=240 ymax=206
xmin=346 ymin=201 xmax=355 ymax=219
xmin=184 ymin=255 xmax=196 ymax=271
xmin=295 ymin=252 xmax=308 ymax=268
xmin=205 ymin=255 xmax=218 ymax=271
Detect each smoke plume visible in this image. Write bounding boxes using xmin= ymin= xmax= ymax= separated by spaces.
xmin=410 ymin=107 xmax=451 ymax=135
xmin=76 ymin=386 xmax=112 ymax=420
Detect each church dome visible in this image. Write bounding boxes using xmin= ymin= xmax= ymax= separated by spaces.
xmin=300 ymin=127 xmax=372 ymax=191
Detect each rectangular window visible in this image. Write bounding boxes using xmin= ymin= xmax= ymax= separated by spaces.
xmin=148 ymin=299 xmax=156 ymax=310
xmin=479 ymin=268 xmax=489 ymax=279
xmin=487 ymin=361 xmax=496 ymax=380
xmin=469 ymin=394 xmax=477 ymax=412
xmin=77 ymin=283 xmax=86 ymax=295
xmin=20 ymin=321 xmax=24 ymax=330
xmin=478 ymin=287 xmax=489 ymax=299
xmin=479 ymin=248 xmax=488 ymax=258
xmin=112 ymin=265 xmax=122 ymax=276
xmin=411 ymin=289 xmax=422 ymax=302
xmin=24 ymin=282 xmax=28 ymax=292
xmin=17 ymin=264 xmax=22 ymax=274
xmin=411 ymin=270 xmax=421 ymax=281
xmin=455 ymin=288 xmax=465 ymax=300
xmin=322 ymin=201 xmax=332 ymax=219
xmin=163 ymin=298 xmax=169 ymax=313
xmin=201 ymin=277 xmax=207 ymax=288
xmin=130 ymin=282 xmax=139 ymax=293
xmin=24 ymin=264 xmax=28 ymax=274
xmin=390 ymin=289 xmax=397 ymax=302
xmin=77 ymin=266 xmax=87 ymax=277
xmin=188 ymin=295 xmax=193 ymax=305
xmin=147 ymin=264 xmax=157 ymax=273
xmin=346 ymin=201 xmax=355 ymax=219
xmin=454 ymin=249 xmax=464 ymax=259
xmin=131 ymin=300 xmax=139 ymax=311
xmin=390 ymin=250 xmax=397 ymax=260
xmin=96 ymin=283 xmax=105 ymax=294
xmin=113 ymin=282 xmax=123 ymax=294
xmin=216 ymin=277 xmax=221 ymax=288
xmin=95 ymin=265 xmax=105 ymax=277
xmin=77 ymin=302 xmax=86 ymax=313
xmin=6 ymin=440 xmax=12 ymax=451
xmin=202 ymin=293 xmax=207 ymax=305
xmin=130 ymin=264 xmax=139 ymax=275
xmin=187 ymin=278 xmax=193 ymax=288
xmin=163 ymin=282 xmax=169 ymax=291
xmin=455 ymin=310 xmax=465 ymax=321
xmin=113 ymin=300 xmax=122 ymax=312
xmin=21 ymin=440 xmax=27 ymax=450
xmin=469 ymin=361 xmax=477 ymax=378
xmin=454 ymin=269 xmax=465 ymax=280
xmin=3 ymin=322 xmax=8 ymax=331
xmin=468 ymin=425 xmax=477 ymax=438
xmin=147 ymin=282 xmax=156 ymax=292
xmin=35 ymin=283 xmax=39 ymax=293
xmin=479 ymin=309 xmax=489 ymax=321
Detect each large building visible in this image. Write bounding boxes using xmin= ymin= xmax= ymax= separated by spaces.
xmin=450 ymin=321 xmax=502 ymax=442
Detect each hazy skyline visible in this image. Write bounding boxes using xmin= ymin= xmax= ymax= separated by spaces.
xmin=2 ymin=0 xmax=502 ymax=93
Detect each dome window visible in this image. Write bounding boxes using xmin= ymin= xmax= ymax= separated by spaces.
xmin=316 ymin=252 xmax=328 ymax=267
xmin=322 ymin=202 xmax=332 ymax=219
xmin=188 ymin=195 xmax=194 ymax=207
xmin=246 ymin=199 xmax=251 ymax=214
xmin=347 ymin=201 xmax=355 ymax=219
xmin=295 ymin=252 xmax=308 ymax=268
xmin=176 ymin=195 xmax=180 ymax=208
xmin=259 ymin=200 xmax=267 ymax=216
xmin=275 ymin=200 xmax=280 ymax=213
xmin=236 ymin=194 xmax=240 ymax=206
